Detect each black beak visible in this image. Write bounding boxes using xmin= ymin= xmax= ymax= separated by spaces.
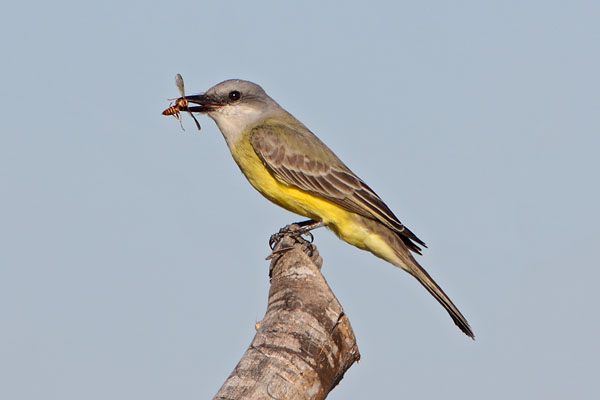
xmin=184 ymin=94 xmax=224 ymax=113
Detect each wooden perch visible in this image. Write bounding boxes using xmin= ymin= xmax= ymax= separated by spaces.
xmin=214 ymin=224 xmax=361 ymax=400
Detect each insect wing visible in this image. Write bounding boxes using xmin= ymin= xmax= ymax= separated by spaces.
xmin=175 ymin=73 xmax=185 ymax=97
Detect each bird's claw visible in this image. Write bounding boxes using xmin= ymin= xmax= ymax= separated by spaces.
xmin=269 ymin=226 xmax=315 ymax=251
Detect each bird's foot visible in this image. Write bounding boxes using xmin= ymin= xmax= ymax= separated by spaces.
xmin=268 ymin=220 xmax=324 ymax=252
xmin=266 ymin=220 xmax=325 ymax=275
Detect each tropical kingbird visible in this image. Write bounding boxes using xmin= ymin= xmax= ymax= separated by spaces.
xmin=172 ymin=79 xmax=474 ymax=339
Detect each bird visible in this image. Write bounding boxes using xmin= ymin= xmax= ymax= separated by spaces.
xmin=177 ymin=79 xmax=474 ymax=339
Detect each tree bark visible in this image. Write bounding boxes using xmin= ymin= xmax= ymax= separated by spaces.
xmin=214 ymin=224 xmax=361 ymax=400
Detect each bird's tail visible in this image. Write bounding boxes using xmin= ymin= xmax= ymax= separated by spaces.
xmin=373 ymin=220 xmax=475 ymax=338
xmin=332 ymin=216 xmax=474 ymax=338
xmin=406 ymin=257 xmax=475 ymax=339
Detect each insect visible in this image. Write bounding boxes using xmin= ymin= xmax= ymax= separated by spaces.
xmin=162 ymin=73 xmax=201 ymax=131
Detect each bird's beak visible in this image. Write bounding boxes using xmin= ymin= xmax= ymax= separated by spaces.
xmin=184 ymin=94 xmax=225 ymax=113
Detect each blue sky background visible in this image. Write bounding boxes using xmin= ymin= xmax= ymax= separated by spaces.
xmin=1 ymin=1 xmax=599 ymax=399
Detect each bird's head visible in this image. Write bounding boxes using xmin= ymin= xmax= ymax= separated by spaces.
xmin=185 ymin=80 xmax=282 ymax=139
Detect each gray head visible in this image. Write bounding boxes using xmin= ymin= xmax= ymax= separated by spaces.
xmin=185 ymin=80 xmax=283 ymax=141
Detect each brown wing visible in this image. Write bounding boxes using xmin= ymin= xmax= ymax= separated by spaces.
xmin=250 ymin=121 xmax=426 ymax=254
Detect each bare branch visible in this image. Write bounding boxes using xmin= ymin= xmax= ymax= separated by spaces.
xmin=214 ymin=224 xmax=360 ymax=399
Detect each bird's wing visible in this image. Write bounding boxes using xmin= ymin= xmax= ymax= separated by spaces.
xmin=249 ymin=121 xmax=426 ymax=253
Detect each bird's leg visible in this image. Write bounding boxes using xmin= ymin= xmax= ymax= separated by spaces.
xmin=269 ymin=220 xmax=325 ymax=251
xmin=294 ymin=219 xmax=326 ymax=231
xmin=293 ymin=220 xmax=325 ymax=243
xmin=294 ymin=219 xmax=321 ymax=228
xmin=267 ymin=220 xmax=325 ymax=276
xmin=267 ymin=220 xmax=325 ymax=267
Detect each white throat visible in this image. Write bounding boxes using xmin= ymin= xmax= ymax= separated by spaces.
xmin=208 ymin=103 xmax=277 ymax=148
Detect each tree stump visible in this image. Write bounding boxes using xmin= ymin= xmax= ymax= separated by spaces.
xmin=214 ymin=224 xmax=361 ymax=399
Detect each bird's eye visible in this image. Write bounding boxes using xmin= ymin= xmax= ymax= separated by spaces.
xmin=228 ymin=90 xmax=241 ymax=101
